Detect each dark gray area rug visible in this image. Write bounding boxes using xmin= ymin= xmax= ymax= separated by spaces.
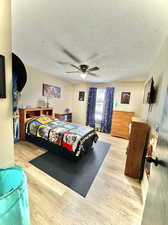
xmin=29 ymin=141 xmax=111 ymax=197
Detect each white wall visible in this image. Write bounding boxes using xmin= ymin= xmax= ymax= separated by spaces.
xmin=95 ymin=81 xmax=145 ymax=117
xmin=72 ymin=83 xmax=89 ymax=125
xmin=19 ymin=66 xmax=74 ymax=114
xmin=141 ymin=37 xmax=168 ymax=205
xmin=20 ymin=65 xmax=145 ymax=125
xmin=143 ymin=37 xmax=168 ymax=127
xmin=0 ymin=0 xmax=14 ymax=168
xmin=72 ymin=81 xmax=145 ymax=125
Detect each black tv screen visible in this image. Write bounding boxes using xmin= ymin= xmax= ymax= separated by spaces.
xmin=143 ymin=78 xmax=155 ymax=104
xmin=0 ymin=55 xmax=6 ymax=98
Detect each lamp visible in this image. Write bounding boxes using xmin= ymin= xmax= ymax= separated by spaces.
xmin=80 ymin=73 xmax=87 ymax=79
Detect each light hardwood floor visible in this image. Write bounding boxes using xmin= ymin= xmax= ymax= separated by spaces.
xmin=14 ymin=133 xmax=143 ymax=225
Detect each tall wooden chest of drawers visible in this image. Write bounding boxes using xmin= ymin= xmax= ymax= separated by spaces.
xmin=111 ymin=111 xmax=134 ymax=139
xmin=124 ymin=118 xmax=150 ymax=179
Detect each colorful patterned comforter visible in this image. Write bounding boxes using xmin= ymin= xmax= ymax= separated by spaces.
xmin=26 ymin=116 xmax=98 ymax=156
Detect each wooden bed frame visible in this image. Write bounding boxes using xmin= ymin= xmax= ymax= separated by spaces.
xmin=19 ymin=108 xmax=53 ymax=141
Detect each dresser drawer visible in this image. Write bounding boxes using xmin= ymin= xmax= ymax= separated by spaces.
xmin=111 ymin=111 xmax=134 ymax=139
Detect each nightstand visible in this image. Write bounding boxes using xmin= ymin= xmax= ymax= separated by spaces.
xmin=55 ymin=112 xmax=72 ymax=122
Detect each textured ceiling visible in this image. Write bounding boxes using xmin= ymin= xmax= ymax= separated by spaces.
xmin=12 ymin=0 xmax=168 ymax=83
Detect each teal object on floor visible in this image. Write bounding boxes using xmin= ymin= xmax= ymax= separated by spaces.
xmin=0 ymin=166 xmax=31 ymax=225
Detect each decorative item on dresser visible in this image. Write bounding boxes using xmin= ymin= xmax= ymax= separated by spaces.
xmin=111 ymin=111 xmax=135 ymax=139
xmin=55 ymin=112 xmax=72 ymax=122
xmin=124 ymin=117 xmax=150 ymax=179
xmin=19 ymin=108 xmax=53 ymax=141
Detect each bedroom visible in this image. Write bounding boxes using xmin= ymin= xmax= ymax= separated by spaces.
xmin=1 ymin=1 xmax=168 ymax=225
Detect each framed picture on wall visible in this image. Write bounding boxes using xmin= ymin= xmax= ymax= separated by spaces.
xmin=79 ymin=91 xmax=85 ymax=101
xmin=0 ymin=55 xmax=6 ymax=98
xmin=43 ymin=84 xmax=61 ymax=98
xmin=121 ymin=92 xmax=131 ymax=104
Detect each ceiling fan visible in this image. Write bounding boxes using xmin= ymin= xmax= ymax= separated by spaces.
xmin=56 ymin=45 xmax=100 ymax=79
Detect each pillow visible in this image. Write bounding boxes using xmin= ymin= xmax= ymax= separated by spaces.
xmin=36 ymin=116 xmax=53 ymax=124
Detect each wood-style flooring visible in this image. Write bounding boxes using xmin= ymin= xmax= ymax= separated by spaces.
xmin=14 ymin=133 xmax=143 ymax=225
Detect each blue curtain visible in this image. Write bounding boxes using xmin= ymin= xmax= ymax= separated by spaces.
xmin=101 ymin=87 xmax=114 ymax=133
xmin=86 ymin=88 xmax=97 ymax=127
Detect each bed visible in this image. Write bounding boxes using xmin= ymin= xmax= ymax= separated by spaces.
xmin=19 ymin=108 xmax=98 ymax=158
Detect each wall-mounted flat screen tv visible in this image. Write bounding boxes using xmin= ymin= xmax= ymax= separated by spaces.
xmin=143 ymin=77 xmax=155 ymax=104
xmin=0 ymin=55 xmax=6 ymax=98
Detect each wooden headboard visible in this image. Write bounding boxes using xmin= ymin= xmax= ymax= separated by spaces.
xmin=19 ymin=107 xmax=53 ymax=141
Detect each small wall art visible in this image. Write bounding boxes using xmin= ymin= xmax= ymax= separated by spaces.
xmin=79 ymin=91 xmax=85 ymax=101
xmin=43 ymin=84 xmax=61 ymax=98
xmin=121 ymin=92 xmax=131 ymax=104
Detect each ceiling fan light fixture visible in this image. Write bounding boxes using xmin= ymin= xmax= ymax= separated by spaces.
xmin=80 ymin=73 xmax=87 ymax=79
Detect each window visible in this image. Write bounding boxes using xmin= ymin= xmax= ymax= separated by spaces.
xmin=95 ymin=88 xmax=106 ymax=122
xmin=86 ymin=87 xmax=114 ymax=133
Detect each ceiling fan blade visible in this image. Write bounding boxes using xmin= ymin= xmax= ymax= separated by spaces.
xmin=60 ymin=46 xmax=81 ymax=63
xmin=66 ymin=71 xmax=80 ymax=73
xmin=88 ymin=72 xmax=98 ymax=77
xmin=70 ymin=64 xmax=80 ymax=70
xmin=87 ymin=53 xmax=99 ymax=61
xmin=56 ymin=61 xmax=70 ymax=65
xmin=88 ymin=66 xmax=100 ymax=72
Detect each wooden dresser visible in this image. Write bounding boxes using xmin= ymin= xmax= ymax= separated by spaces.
xmin=124 ymin=118 xmax=150 ymax=179
xmin=111 ymin=111 xmax=134 ymax=139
